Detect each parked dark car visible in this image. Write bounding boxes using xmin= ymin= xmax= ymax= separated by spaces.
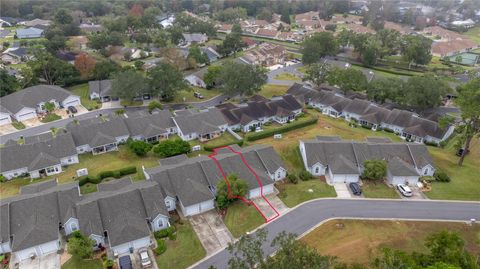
xmin=67 ymin=106 xmax=77 ymax=114
xmin=349 ymin=182 xmax=362 ymax=196
xmin=119 ymin=255 xmax=132 ymax=269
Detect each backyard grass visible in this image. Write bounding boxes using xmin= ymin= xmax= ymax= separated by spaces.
xmin=61 ymin=257 xmax=103 ymax=269
xmin=69 ymin=83 xmax=100 ymax=110
xmin=462 ymin=26 xmax=480 ymax=43
xmin=11 ymin=121 xmax=26 ymax=130
xmin=201 ymin=132 xmax=242 ymax=149
xmin=301 ymin=220 xmax=480 ymax=265
xmin=224 ymin=201 xmax=265 ymax=238
xmin=80 ymin=182 xmax=98 ymax=194
xmin=426 ymin=136 xmax=480 ymax=201
xmin=120 ymin=100 xmax=143 ymax=106
xmin=156 ymin=222 xmax=206 ymax=269
xmin=274 ymin=72 xmax=301 ymax=81
xmin=0 ymin=146 xmax=160 ymax=198
xmin=362 ymin=181 xmax=399 ymax=199
xmin=172 ymin=87 xmax=221 ymax=103
xmin=276 ymin=179 xmax=336 ymax=207
xmin=258 ymin=84 xmax=290 ymax=98
xmin=40 ymin=113 xmax=61 ymax=123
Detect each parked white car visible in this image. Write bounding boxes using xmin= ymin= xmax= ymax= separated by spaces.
xmin=397 ymin=184 xmax=413 ymax=197
xmin=139 ymin=248 xmax=152 ymax=268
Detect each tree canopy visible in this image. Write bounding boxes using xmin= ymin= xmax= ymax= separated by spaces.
xmin=147 ymin=63 xmax=188 ymax=102
xmin=67 ymin=231 xmax=94 ymax=259
xmin=0 ymin=70 xmax=19 ymax=97
xmin=303 ymin=62 xmax=330 ymax=87
xmin=326 ymin=67 xmax=368 ymax=94
xmin=301 ymin=32 xmax=338 ymax=64
xmin=216 ymin=174 xmax=248 ymax=209
xmin=361 ymin=160 xmax=387 ymax=180
xmin=111 ymin=70 xmax=146 ymax=101
xmin=218 ymin=61 xmax=267 ymax=96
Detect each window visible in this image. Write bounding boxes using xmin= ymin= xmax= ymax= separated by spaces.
xmin=70 ymin=222 xmax=78 ymax=231
xmin=157 ymin=219 xmax=164 ymax=228
xmin=424 ymin=168 xmax=428 ymax=175
xmin=315 ymin=167 xmax=320 ymax=174
xmin=277 ymin=171 xmax=281 ymax=178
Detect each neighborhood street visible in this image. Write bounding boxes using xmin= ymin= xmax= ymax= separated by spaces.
xmin=267 ymin=63 xmax=304 ymax=85
xmin=190 ymin=199 xmax=480 ymax=269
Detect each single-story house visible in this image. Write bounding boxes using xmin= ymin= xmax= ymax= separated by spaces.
xmin=0 ymin=106 xmax=12 ymax=125
xmin=0 ymin=180 xmax=80 ymax=261
xmin=79 ymin=23 xmax=103 ymax=33
xmin=0 ymin=132 xmax=79 ymax=179
xmin=172 ymin=108 xmax=228 ymax=141
xmin=89 ymin=80 xmax=113 ymax=102
xmin=145 ymin=145 xmax=286 ymax=216
xmin=0 ymin=47 xmax=30 ymax=64
xmin=16 ymin=27 xmax=44 ymax=39
xmin=0 ymin=85 xmax=80 ymax=122
xmin=299 ymin=136 xmax=435 ymax=185
xmin=201 ymin=47 xmax=221 ymax=62
xmin=181 ymin=33 xmax=208 ymax=45
xmin=218 ymin=94 xmax=303 ymax=132
xmin=124 ymin=110 xmax=177 ymax=142
xmin=76 ymin=180 xmax=169 ymax=255
xmin=66 ymin=116 xmax=130 ymax=155
xmin=184 ymin=74 xmax=206 ymax=88
xmin=18 ymin=18 xmax=51 ymax=27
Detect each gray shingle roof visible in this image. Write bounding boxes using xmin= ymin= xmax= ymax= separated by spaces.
xmin=88 ymin=80 xmax=112 ymax=97
xmin=173 ymin=108 xmax=226 ymax=135
xmin=124 ymin=110 xmax=175 ymax=138
xmin=388 ymin=156 xmax=420 ymax=177
xmin=67 ymin=116 xmax=129 ymax=147
xmin=0 ymin=85 xmax=77 ymax=114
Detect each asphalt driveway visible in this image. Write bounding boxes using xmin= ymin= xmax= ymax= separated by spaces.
xmin=190 ymin=210 xmax=234 ymax=255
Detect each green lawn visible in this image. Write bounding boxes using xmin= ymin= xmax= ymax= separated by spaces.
xmin=156 ymin=222 xmax=206 ymax=269
xmin=120 ymin=100 xmax=143 ymax=107
xmin=462 ymin=26 xmax=480 ymax=43
xmin=41 ymin=113 xmax=61 ymax=123
xmin=69 ymin=83 xmax=100 ymax=110
xmin=61 ymin=257 xmax=103 ymax=269
xmin=426 ymin=136 xmax=480 ymax=201
xmin=11 ymin=121 xmax=26 ymax=130
xmin=224 ymin=201 xmax=265 ymax=238
xmin=257 ymin=84 xmax=290 ymax=98
xmin=80 ymin=182 xmax=98 ymax=194
xmin=0 ymin=146 xmax=160 ymax=198
xmin=362 ymin=181 xmax=399 ymax=199
xmin=201 ymin=132 xmax=242 ymax=149
xmin=277 ymin=180 xmax=336 ymax=207
xmin=172 ymin=87 xmax=221 ymax=103
xmin=274 ymin=73 xmax=301 ymax=81
xmin=301 ymin=220 xmax=480 ymax=265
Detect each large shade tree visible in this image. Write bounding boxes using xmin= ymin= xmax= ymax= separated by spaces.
xmin=301 ymin=32 xmax=338 ymax=64
xmin=218 ymin=61 xmax=267 ymax=96
xmin=148 ymin=63 xmax=188 ymax=102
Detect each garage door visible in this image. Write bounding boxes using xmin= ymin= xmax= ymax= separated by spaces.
xmin=186 ymin=204 xmax=200 ymax=216
xmin=39 ymin=241 xmax=58 ymax=255
xmin=17 ymin=112 xmax=36 ymax=121
xmin=0 ymin=117 xmax=10 ymax=125
xmin=249 ymin=187 xmax=262 ymax=198
xmin=63 ymin=99 xmax=80 ymax=107
xmin=16 ymin=248 xmax=38 ymax=261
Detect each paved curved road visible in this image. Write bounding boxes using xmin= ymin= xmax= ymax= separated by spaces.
xmin=190 ymin=199 xmax=480 ymax=269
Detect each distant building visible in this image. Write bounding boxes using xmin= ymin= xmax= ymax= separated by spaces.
xmin=240 ymin=43 xmax=286 ymax=66
xmin=18 ymin=18 xmax=51 ymax=27
xmin=181 ymin=33 xmax=208 ymax=45
xmin=79 ymin=23 xmax=103 ymax=33
xmin=16 ymin=27 xmax=44 ymax=39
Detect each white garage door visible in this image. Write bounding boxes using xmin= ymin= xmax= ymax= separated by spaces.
xmin=39 ymin=241 xmax=58 ymax=255
xmin=332 ymin=174 xmax=359 ymax=183
xmin=17 ymin=112 xmax=36 ymax=121
xmin=0 ymin=117 xmax=10 ymax=125
xmin=16 ymin=248 xmax=38 ymax=261
xmin=249 ymin=187 xmax=262 ymax=198
xmin=186 ymin=204 xmax=200 ymax=216
xmin=63 ymin=99 xmax=80 ymax=107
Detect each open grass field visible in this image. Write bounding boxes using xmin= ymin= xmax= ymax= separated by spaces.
xmin=156 ymin=221 xmax=206 ymax=269
xmin=69 ymin=83 xmax=100 ymax=110
xmin=224 ymin=201 xmax=265 ymax=238
xmin=274 ymin=72 xmax=302 ymax=81
xmin=0 ymin=146 xmax=160 ymax=198
xmin=361 ymin=181 xmax=399 ymax=199
xmin=172 ymin=87 xmax=221 ymax=103
xmin=258 ymin=84 xmax=290 ymax=98
xmin=301 ymin=220 xmax=480 ymax=265
xmin=61 ymin=257 xmax=103 ymax=269
xmin=462 ymin=26 xmax=480 ymax=43
xmin=276 ymin=179 xmax=336 ymax=207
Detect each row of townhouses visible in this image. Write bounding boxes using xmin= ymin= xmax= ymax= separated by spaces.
xmin=300 ymin=136 xmax=436 ymax=185
xmin=287 ymin=83 xmax=454 ymax=144
xmin=0 ymin=144 xmax=287 ymax=262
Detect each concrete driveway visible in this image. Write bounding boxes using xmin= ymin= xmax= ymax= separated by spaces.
xmin=333 ymin=183 xmax=353 ymax=198
xmin=18 ymin=253 xmax=60 ymax=269
xmin=396 ymin=186 xmax=428 ymax=200
xmin=189 ymin=210 xmax=233 ymax=255
xmin=130 ymin=248 xmax=158 ymax=269
xmin=0 ymin=123 xmax=17 ymax=135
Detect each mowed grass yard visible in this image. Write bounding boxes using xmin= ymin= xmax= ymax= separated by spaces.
xmin=61 ymin=257 xmax=103 ymax=269
xmin=462 ymin=26 xmax=480 ymax=43
xmin=0 ymin=146 xmax=161 ymax=198
xmin=224 ymin=201 xmax=265 ymax=238
xmin=69 ymin=83 xmax=100 ymax=111
xmin=258 ymin=84 xmax=290 ymax=98
xmin=274 ymin=73 xmax=302 ymax=81
xmin=276 ymin=180 xmax=336 ymax=207
xmin=172 ymin=87 xmax=221 ymax=103
xmin=156 ymin=221 xmax=206 ymax=269
xmin=301 ymin=220 xmax=480 ymax=265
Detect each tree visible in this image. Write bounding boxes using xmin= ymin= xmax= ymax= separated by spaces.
xmin=257 ymin=8 xmax=273 ymax=22
xmin=54 ymin=9 xmax=73 ymax=25
xmin=44 ymin=102 xmax=55 ymax=113
xmin=147 ymin=100 xmax=163 ymax=112
xmin=327 ymin=67 xmax=368 ymax=94
xmin=280 ymin=8 xmax=291 ymax=24
xmin=111 ymin=70 xmax=146 ymax=101
xmin=301 ymin=32 xmax=338 ymax=64
xmin=128 ymin=139 xmax=153 ymax=156
xmin=218 ymin=24 xmax=245 ymax=56
xmin=188 ymin=46 xmax=209 ymax=65
xmin=153 ymin=139 xmax=191 ymax=157
xmin=303 ymin=63 xmax=330 ymax=87
xmin=362 ymin=41 xmax=380 ymax=67
xmin=214 ymin=7 xmax=247 ymax=23
xmin=44 ymin=35 xmax=67 ymax=54
xmin=28 ymin=50 xmax=79 ymax=85
xmin=148 ymin=63 xmax=188 ymax=102
xmin=204 ymin=65 xmax=223 ymax=88
xmin=218 ymin=61 xmax=267 ymax=96
xmin=404 ymin=75 xmax=449 ymax=110
xmin=0 ymin=70 xmax=19 ymax=97
xmin=215 ymin=174 xmax=248 ymax=209
xmin=228 ymin=229 xmax=267 ymax=269
xmin=455 ymin=78 xmax=480 ymax=166
xmin=401 ymin=35 xmax=433 ymax=66
xmin=367 ymin=77 xmax=404 ymax=104
xmin=128 ymin=4 xmax=144 ymax=17
xmin=74 ymin=53 xmax=96 ymax=79
xmin=92 ymin=60 xmax=120 ymax=80
xmin=67 ymin=231 xmax=94 ymax=259
xmin=361 ymin=160 xmax=387 ymax=180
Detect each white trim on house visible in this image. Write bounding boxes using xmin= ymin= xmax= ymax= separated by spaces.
xmin=14 ymin=239 xmax=61 ymax=261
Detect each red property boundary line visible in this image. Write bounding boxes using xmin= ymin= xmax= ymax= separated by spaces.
xmin=208 ymin=145 xmax=280 ymax=223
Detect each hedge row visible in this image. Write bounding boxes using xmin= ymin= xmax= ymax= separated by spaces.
xmin=245 ymin=117 xmax=318 ymax=141
xmin=78 ymin=166 xmax=137 ymax=186
xmin=203 ymin=140 xmax=244 ymax=151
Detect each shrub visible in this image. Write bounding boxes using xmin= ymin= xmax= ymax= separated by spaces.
xmin=246 ymin=117 xmax=318 ymax=141
xmin=361 ymin=160 xmax=387 ymax=180
xmin=0 ymin=175 xmax=6 ymax=183
xmin=113 ymin=171 xmax=122 ymax=178
xmin=154 ymin=229 xmax=169 ymax=239
xmin=119 ymin=166 xmax=137 ymax=176
xmin=148 ymin=100 xmax=163 ymax=113
xmin=383 ymin=128 xmax=394 ymax=133
xmin=153 ymin=139 xmax=191 ymax=157
xmin=287 ymin=173 xmax=298 ymax=184
xmin=115 ymin=109 xmax=125 ymax=115
xmin=434 ymin=170 xmax=450 ymax=182
xmin=424 ymin=140 xmax=439 ymax=147
xmin=88 ymin=176 xmax=102 ymax=184
xmin=77 ymin=175 xmax=101 ymax=186
xmin=215 ymin=174 xmax=248 ymax=209
xmin=168 ymin=232 xmax=177 ymax=241
xmin=298 ymin=170 xmax=313 ymax=181
xmin=155 ymin=239 xmax=167 ymax=255
xmin=128 ymin=139 xmax=153 ymax=156
xmin=105 ymin=259 xmax=114 ymax=269
xmin=98 ymin=171 xmax=114 ymax=179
